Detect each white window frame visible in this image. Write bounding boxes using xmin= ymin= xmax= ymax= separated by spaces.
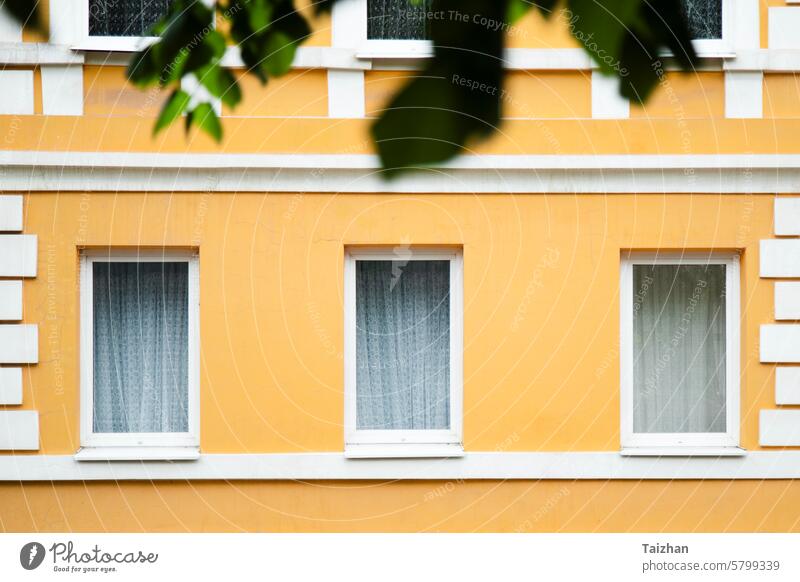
xmin=74 ymin=0 xmax=165 ymax=52
xmin=344 ymin=247 xmax=463 ymax=458
xmin=79 ymin=249 xmax=200 ymax=457
xmin=619 ymin=252 xmax=740 ymax=454
xmin=344 ymin=0 xmax=735 ymax=59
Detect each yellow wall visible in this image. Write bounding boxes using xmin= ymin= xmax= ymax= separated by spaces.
xmin=17 ymin=192 xmax=773 ymax=456
xmin=3 ymin=479 xmax=800 ymax=532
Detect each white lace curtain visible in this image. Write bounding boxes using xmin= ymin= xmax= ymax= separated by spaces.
xmin=356 ymin=260 xmax=450 ymax=430
xmin=93 ymin=262 xmax=189 ymax=433
xmin=368 ymin=0 xmax=433 ymax=40
xmin=89 ymin=0 xmax=171 ymax=36
xmin=633 ymin=264 xmax=727 ymax=434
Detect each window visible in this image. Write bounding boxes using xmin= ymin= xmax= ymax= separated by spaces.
xmin=368 ymin=0 xmax=432 ymax=40
xmin=344 ymin=248 xmax=463 ymax=457
xmin=355 ymin=0 xmax=731 ymax=58
xmin=79 ymin=0 xmax=173 ymax=51
xmin=79 ymin=250 xmax=199 ymax=458
xmin=620 ymin=253 xmax=740 ymax=453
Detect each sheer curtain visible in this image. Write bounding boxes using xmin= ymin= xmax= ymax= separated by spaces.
xmin=89 ymin=0 xmax=172 ymax=36
xmin=633 ymin=264 xmax=726 ymax=434
xmin=93 ymin=262 xmax=189 ymax=433
xmin=367 ymin=0 xmax=433 ymax=40
xmin=356 ymin=260 xmax=450 ymax=430
xmin=681 ymin=0 xmax=722 ymax=40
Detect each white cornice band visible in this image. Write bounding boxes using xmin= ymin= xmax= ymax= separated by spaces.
xmin=3 ymin=451 xmax=800 ymax=481
xmin=2 ymin=152 xmax=798 ymax=193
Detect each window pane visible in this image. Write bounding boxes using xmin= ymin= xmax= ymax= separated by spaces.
xmin=681 ymin=0 xmax=722 ymax=40
xmin=633 ymin=264 xmax=726 ymax=433
xmin=89 ymin=0 xmax=171 ymax=37
xmin=93 ymin=262 xmax=189 ymax=433
xmin=368 ymin=0 xmax=433 ymax=40
xmin=356 ymin=260 xmax=450 ymax=430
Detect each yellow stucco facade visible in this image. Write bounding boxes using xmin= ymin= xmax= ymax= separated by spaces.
xmin=1 ymin=0 xmax=800 ymax=532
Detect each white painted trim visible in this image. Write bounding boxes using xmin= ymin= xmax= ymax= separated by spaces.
xmin=6 ymin=152 xmax=800 ymax=194
xmin=0 ymin=281 xmax=23 ymax=321
xmin=761 ymin=325 xmax=800 ymax=363
xmin=760 ymin=410 xmax=800 ymax=446
xmin=0 ymin=410 xmax=38 ymax=451
xmin=0 ymin=195 xmax=23 ymax=231
xmin=12 ymin=450 xmax=800 ymax=480
xmin=620 ymin=447 xmax=746 ymax=457
xmin=332 ymin=0 xmax=366 ymax=49
xmin=0 ymin=42 xmax=83 ymax=64
xmin=775 ymin=367 xmax=800 ymax=405
xmin=0 ymin=368 xmax=23 ymax=405
xmin=344 ymin=247 xmax=463 ymax=457
xmin=327 ymin=70 xmax=365 ymax=118
xmin=768 ymin=7 xmax=800 ymax=50
xmin=50 ymin=0 xmax=81 ymax=46
xmin=0 ymin=11 xmax=22 ymax=43
xmin=760 ymin=239 xmax=800 ymax=278
xmin=41 ymin=65 xmax=84 ymax=116
xmin=733 ymin=0 xmax=759 ymax=51
xmin=775 ymin=282 xmax=800 ymax=321
xmin=775 ymin=198 xmax=800 ymax=236
xmin=79 ymin=250 xmax=200 ymax=450
xmin=591 ymin=72 xmax=629 ymax=119
xmin=0 ymin=70 xmax=34 ymax=115
xmin=74 ymin=446 xmax=200 ymax=461
xmin=620 ymin=252 xmax=740 ymax=450
xmin=0 ymin=324 xmax=38 ymax=364
xmin=724 ymin=71 xmax=762 ymax=119
xmin=0 ymin=235 xmax=36 ymax=277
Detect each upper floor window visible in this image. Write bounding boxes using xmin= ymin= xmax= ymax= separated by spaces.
xmin=89 ymin=0 xmax=171 ymax=37
xmin=79 ymin=250 xmax=199 ymax=459
xmin=344 ymin=247 xmax=463 ymax=457
xmin=368 ymin=0 xmax=431 ymax=40
xmin=620 ymin=253 xmax=740 ymax=454
xmin=682 ymin=0 xmax=722 ymax=40
xmin=360 ymin=0 xmax=729 ymax=56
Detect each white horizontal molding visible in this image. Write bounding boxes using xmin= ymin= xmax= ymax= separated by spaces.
xmin=775 ymin=198 xmax=800 ymax=235
xmin=10 ymin=450 xmax=800 ymax=480
xmin=4 ymin=152 xmax=800 ymax=193
xmin=761 ymin=240 xmax=800 ymax=278
xmin=75 ymin=446 xmax=201 ymax=461
xmin=0 ymin=195 xmax=23 ymax=231
xmin=775 ymin=282 xmax=800 ymax=320
xmin=761 ymin=324 xmax=800 ymax=363
xmin=0 ymin=324 xmax=38 ymax=364
xmin=0 ymin=281 xmax=23 ymax=320
xmin=0 ymin=235 xmax=36 ymax=277
xmin=0 ymin=367 xmax=22 ymax=405
xmin=0 ymin=42 xmax=84 ymax=65
xmin=761 ymin=410 xmax=800 ymax=446
xmin=776 ymin=367 xmax=800 ymax=405
xmin=0 ymin=411 xmax=38 ymax=451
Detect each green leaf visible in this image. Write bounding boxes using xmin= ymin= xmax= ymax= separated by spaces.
xmin=372 ymin=0 xmax=508 ymax=175
xmin=262 ymin=31 xmax=298 ymax=77
xmin=247 ymin=0 xmax=273 ymax=31
xmin=196 ymin=63 xmax=242 ymax=108
xmin=154 ymin=89 xmax=192 ymax=135
xmin=186 ymin=102 xmax=223 ymax=142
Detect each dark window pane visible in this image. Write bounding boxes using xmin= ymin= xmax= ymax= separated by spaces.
xmin=89 ymin=0 xmax=172 ymax=37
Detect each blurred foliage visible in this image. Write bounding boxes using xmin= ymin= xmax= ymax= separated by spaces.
xmin=5 ymin=0 xmax=697 ymax=174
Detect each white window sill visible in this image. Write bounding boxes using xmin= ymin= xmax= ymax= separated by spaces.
xmin=345 ymin=443 xmax=464 ymax=459
xmin=620 ymin=447 xmax=746 ymax=457
xmin=74 ymin=446 xmax=200 ymax=462
xmin=72 ymin=37 xmax=158 ymax=53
